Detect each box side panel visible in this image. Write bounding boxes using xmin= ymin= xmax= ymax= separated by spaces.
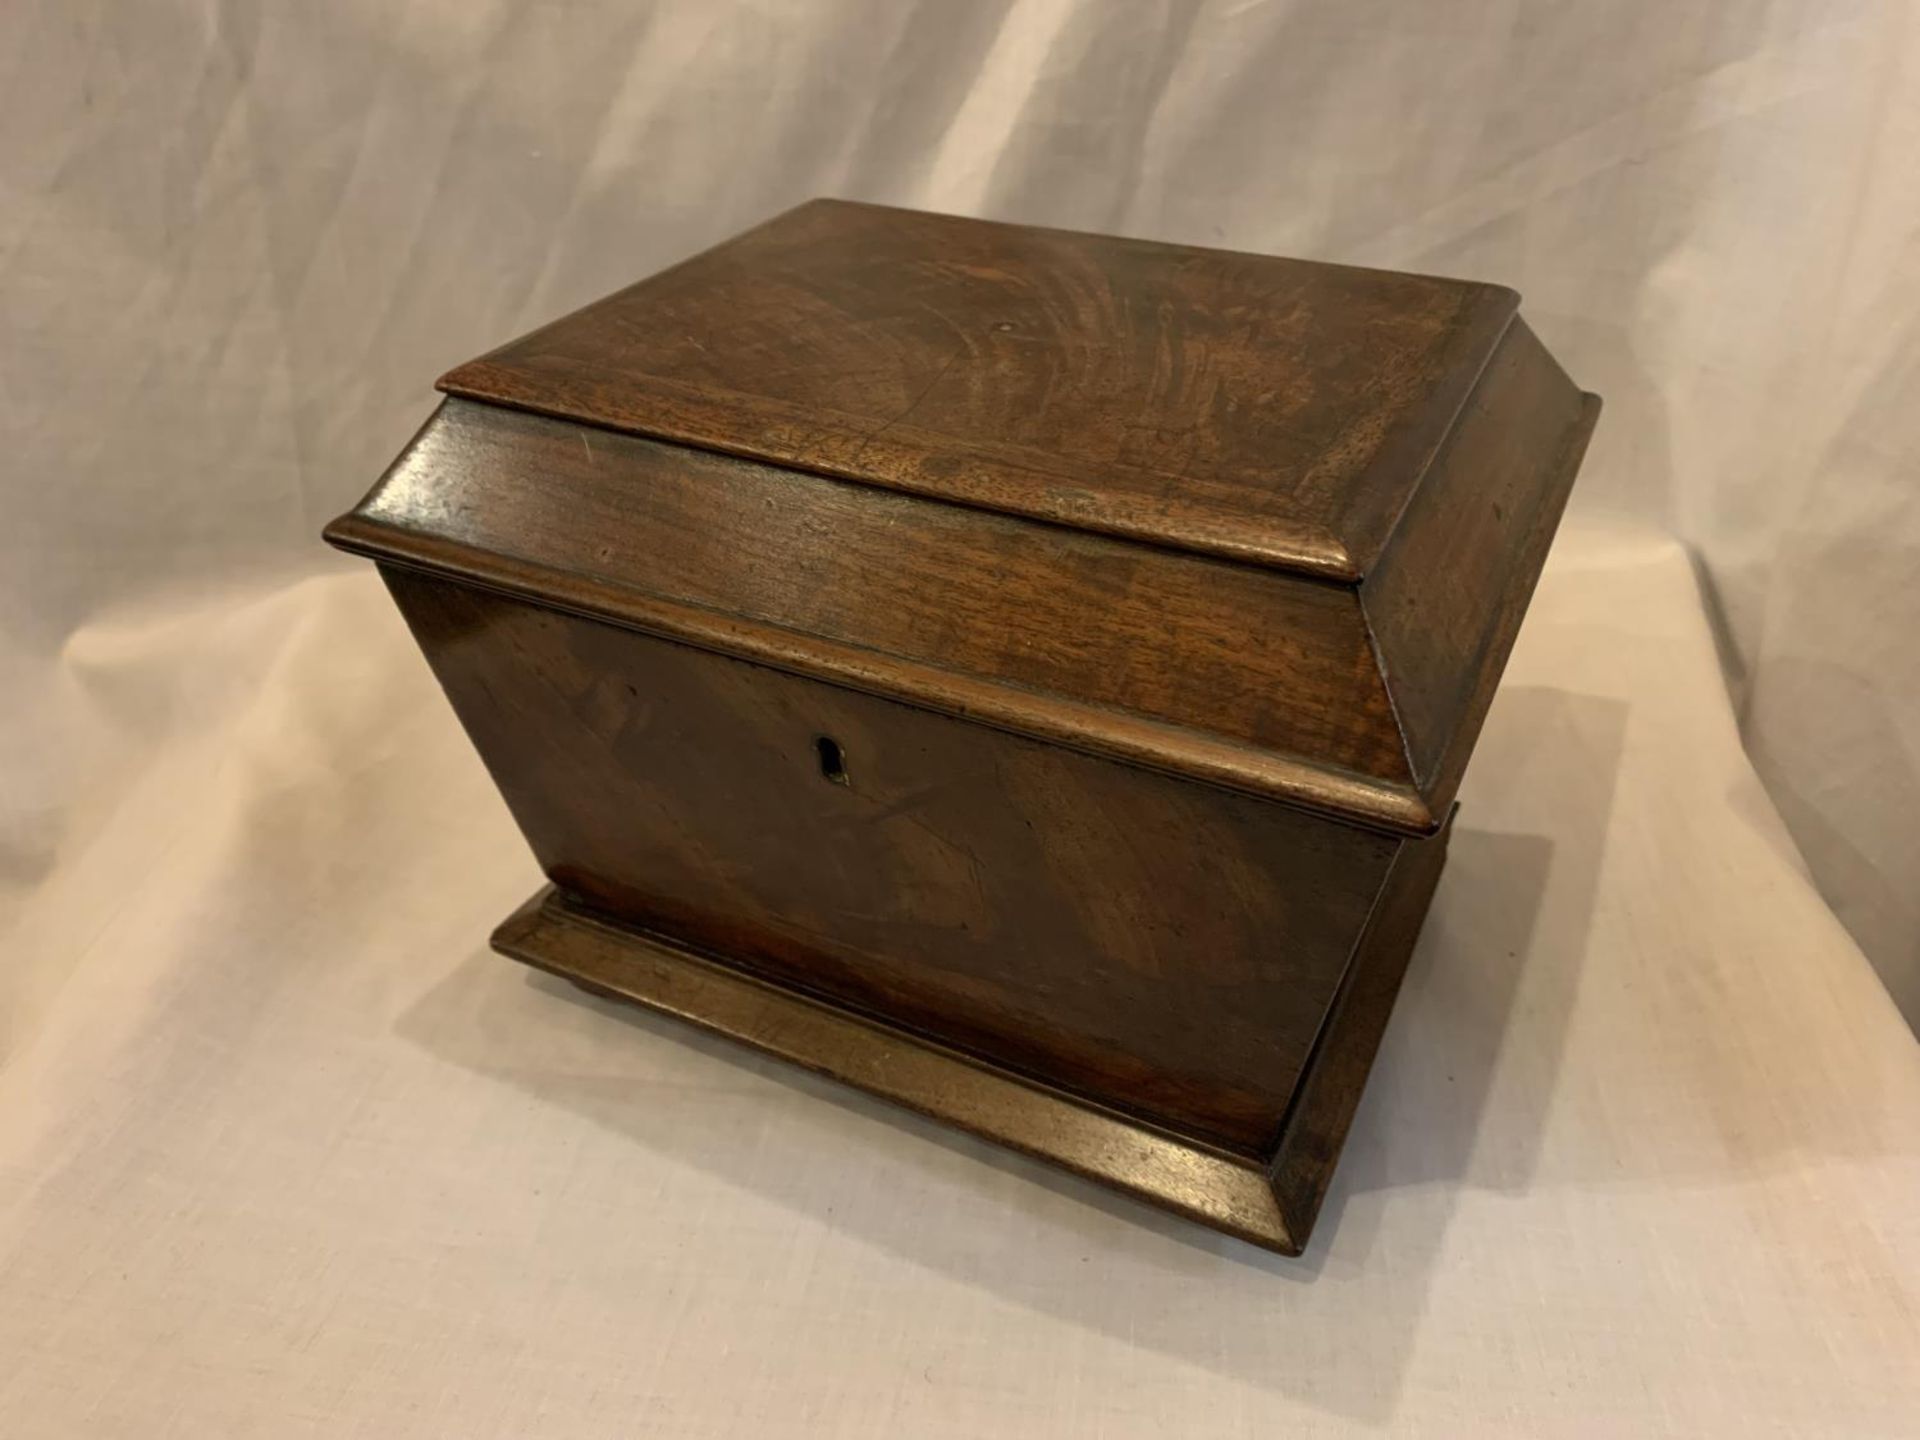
xmin=1362 ymin=320 xmax=1600 ymax=804
xmin=383 ymin=567 xmax=1399 ymax=1155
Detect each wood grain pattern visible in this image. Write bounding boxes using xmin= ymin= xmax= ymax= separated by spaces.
xmin=344 ymin=398 xmax=1410 ymax=786
xmin=333 ymin=202 xmax=1598 ymax=835
xmin=1266 ymin=804 xmax=1453 ymax=1240
xmin=441 ymin=199 xmax=1520 ymax=578
xmin=1361 ymin=321 xmax=1599 ymax=797
xmin=385 ymin=566 xmax=1398 ymax=1154
xmin=491 ymin=887 xmax=1310 ymax=1253
xmin=322 ymin=199 xmax=1599 ymax=1252
xmin=489 ymin=802 xmax=1451 ymax=1257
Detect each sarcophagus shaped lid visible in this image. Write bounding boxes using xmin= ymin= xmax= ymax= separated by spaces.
xmin=326 ymin=200 xmax=1598 ymax=835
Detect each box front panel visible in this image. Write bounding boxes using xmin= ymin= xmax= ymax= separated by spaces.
xmin=387 ymin=568 xmax=1399 ymax=1155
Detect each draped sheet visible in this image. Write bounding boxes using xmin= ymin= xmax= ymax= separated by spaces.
xmin=4 ymin=4 xmax=1917 ymax=1433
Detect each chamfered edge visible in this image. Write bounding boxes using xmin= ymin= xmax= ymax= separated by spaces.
xmin=1361 ymin=355 xmax=1602 ymax=815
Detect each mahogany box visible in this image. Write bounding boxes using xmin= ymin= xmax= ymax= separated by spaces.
xmin=324 ymin=200 xmax=1599 ymax=1254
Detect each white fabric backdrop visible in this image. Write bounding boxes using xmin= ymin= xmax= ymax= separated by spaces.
xmin=6 ymin=0 xmax=1916 ymax=1023
xmin=4 ymin=3 xmax=1919 ymax=1434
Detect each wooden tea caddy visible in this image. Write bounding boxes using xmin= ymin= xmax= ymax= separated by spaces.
xmin=325 ymin=200 xmax=1598 ymax=1254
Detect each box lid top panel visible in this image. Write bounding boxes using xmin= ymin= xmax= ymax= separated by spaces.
xmin=439 ymin=200 xmax=1520 ymax=581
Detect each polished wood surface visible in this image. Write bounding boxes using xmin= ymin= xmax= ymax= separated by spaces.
xmin=1364 ymin=322 xmax=1599 ymax=797
xmin=491 ymin=797 xmax=1449 ymax=1257
xmin=337 ymin=397 xmax=1410 ymax=804
xmin=440 ymin=199 xmax=1521 ymax=578
xmin=327 ymin=334 xmax=1593 ymax=835
xmin=324 ymin=199 xmax=1598 ymax=1252
xmin=492 ymin=888 xmax=1307 ymax=1251
xmin=385 ymin=566 xmax=1395 ymax=1155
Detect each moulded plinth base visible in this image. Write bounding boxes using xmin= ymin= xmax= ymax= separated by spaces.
xmin=490 ymin=809 xmax=1453 ymax=1256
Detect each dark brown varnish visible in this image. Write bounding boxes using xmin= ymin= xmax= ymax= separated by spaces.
xmin=325 ymin=200 xmax=1598 ymax=1254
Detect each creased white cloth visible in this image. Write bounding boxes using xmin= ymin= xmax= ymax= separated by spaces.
xmin=4 ymin=2 xmax=1919 ymax=1433
xmin=1 ymin=523 xmax=1914 ymax=1437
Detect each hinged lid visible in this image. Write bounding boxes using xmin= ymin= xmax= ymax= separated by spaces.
xmin=327 ymin=201 xmax=1598 ymax=836
xmin=439 ymin=200 xmax=1521 ymax=581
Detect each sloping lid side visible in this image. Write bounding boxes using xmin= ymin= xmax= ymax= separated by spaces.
xmin=439 ymin=200 xmax=1518 ymax=581
xmin=325 ymin=399 xmax=1439 ymax=834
